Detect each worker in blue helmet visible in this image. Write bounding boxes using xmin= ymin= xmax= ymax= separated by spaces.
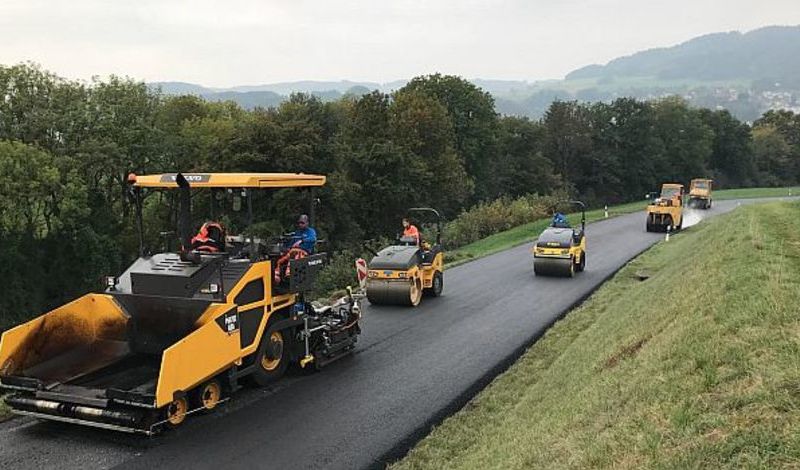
xmin=552 ymin=212 xmax=570 ymax=228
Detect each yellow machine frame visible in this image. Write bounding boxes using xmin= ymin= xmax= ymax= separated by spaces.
xmin=646 ymin=183 xmax=684 ymax=231
xmin=367 ymin=250 xmax=444 ymax=304
xmin=532 ymin=200 xmax=587 ymax=277
xmin=366 ymin=208 xmax=445 ymax=307
xmin=132 ymin=172 xmax=326 ymax=189
xmin=689 ymin=178 xmax=713 ymax=209
xmin=0 ymin=172 xmax=335 ymax=433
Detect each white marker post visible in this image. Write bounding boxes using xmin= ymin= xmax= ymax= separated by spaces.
xmin=665 ymin=225 xmax=671 ymax=242
xmin=604 ymin=205 xmax=608 ymax=218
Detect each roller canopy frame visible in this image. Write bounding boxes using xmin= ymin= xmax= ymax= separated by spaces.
xmin=407 ymin=207 xmax=442 ymax=245
xmin=549 ymin=200 xmax=586 ymax=232
xmin=127 ymin=172 xmax=327 ymax=260
xmin=131 ymin=172 xmax=326 ymax=189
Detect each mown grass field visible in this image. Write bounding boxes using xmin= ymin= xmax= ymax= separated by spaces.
xmin=713 ymin=186 xmax=799 ymax=200
xmin=446 ymin=186 xmax=799 ymax=266
xmin=396 ymin=200 xmax=800 ymax=469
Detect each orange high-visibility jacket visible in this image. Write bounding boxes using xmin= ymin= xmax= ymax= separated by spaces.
xmin=403 ymin=225 xmax=420 ymax=245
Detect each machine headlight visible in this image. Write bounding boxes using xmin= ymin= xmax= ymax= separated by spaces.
xmin=200 ymin=283 xmax=220 ymax=294
xmin=368 ymin=271 xmax=378 ymax=278
xmin=398 ymin=272 xmax=406 ymax=278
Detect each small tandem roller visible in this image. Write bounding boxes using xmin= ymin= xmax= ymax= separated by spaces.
xmin=532 ymin=201 xmax=587 ymax=277
xmin=366 ymin=208 xmax=444 ymax=307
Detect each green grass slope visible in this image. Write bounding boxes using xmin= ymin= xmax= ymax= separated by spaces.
xmin=396 ymin=200 xmax=800 ymax=469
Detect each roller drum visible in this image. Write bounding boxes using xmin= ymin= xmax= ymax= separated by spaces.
xmin=366 ymin=279 xmax=422 ymax=306
xmin=533 ymin=257 xmax=574 ymax=277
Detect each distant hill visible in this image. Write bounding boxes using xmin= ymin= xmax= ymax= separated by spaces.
xmin=148 ymin=79 xmax=411 ymax=110
xmin=567 ymin=26 xmax=800 ymax=83
xmin=148 ymin=25 xmax=800 ymax=120
xmin=149 ymin=81 xmax=218 ymax=95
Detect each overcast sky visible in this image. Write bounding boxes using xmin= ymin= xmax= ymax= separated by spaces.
xmin=1 ymin=0 xmax=798 ymax=87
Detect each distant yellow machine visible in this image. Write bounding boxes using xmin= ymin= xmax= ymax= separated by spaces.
xmin=646 ymin=183 xmax=684 ymax=232
xmin=688 ymin=178 xmax=713 ymax=209
xmin=532 ymin=201 xmax=587 ymax=277
xmin=366 ymin=208 xmax=444 ymax=306
xmin=0 ymin=172 xmax=363 ymax=434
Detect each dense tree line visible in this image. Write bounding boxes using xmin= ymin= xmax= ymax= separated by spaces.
xmin=0 ymin=63 xmax=798 ymax=327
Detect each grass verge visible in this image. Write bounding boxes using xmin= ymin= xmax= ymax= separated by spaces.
xmin=713 ymin=186 xmax=799 ymax=200
xmin=395 ymin=200 xmax=800 ymax=469
xmin=446 ymin=186 xmax=798 ymax=267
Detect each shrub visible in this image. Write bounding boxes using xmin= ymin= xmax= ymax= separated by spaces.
xmin=442 ymin=192 xmax=564 ymax=249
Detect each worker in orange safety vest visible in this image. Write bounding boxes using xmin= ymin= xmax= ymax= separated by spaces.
xmin=402 ymin=217 xmax=420 ymax=245
xmin=191 ymin=221 xmax=226 ymax=252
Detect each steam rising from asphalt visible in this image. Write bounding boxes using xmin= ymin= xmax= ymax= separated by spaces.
xmin=682 ymin=208 xmax=703 ymax=228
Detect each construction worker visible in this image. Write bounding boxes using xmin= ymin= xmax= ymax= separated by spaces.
xmin=402 ymin=217 xmax=420 ymax=245
xmin=275 ymin=215 xmax=317 ymax=283
xmin=287 ymin=214 xmax=317 ymax=254
xmin=552 ymin=212 xmax=570 ymax=228
xmin=191 ymin=221 xmax=226 ymax=252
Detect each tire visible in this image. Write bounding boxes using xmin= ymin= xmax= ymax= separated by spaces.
xmin=251 ymin=325 xmax=290 ymax=387
xmin=164 ymin=396 xmax=189 ymax=428
xmin=566 ymin=257 xmax=575 ymax=278
xmin=409 ymin=278 xmax=423 ymax=306
xmin=576 ymin=252 xmax=586 ymax=272
xmin=192 ymin=379 xmax=223 ymax=411
xmin=425 ymin=271 xmax=444 ymax=297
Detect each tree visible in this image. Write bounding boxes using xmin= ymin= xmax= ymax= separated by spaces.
xmin=651 ymin=97 xmax=713 ymax=183
xmin=542 ymin=101 xmax=593 ymax=194
xmin=400 ymin=74 xmax=497 ymax=200
xmin=697 ymin=109 xmax=754 ymax=186
xmin=751 ymin=125 xmax=793 ymax=186
xmin=390 ymin=89 xmax=472 ymax=213
xmin=597 ymin=98 xmax=663 ymax=200
xmin=495 ymin=117 xmax=559 ymax=198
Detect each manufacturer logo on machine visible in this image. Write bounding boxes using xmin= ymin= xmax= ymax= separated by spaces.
xmin=216 ymin=308 xmax=240 ymax=335
xmin=307 ymin=258 xmax=323 ymax=267
xmin=160 ymin=174 xmax=211 ymax=183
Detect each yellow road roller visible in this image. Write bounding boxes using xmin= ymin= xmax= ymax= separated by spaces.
xmin=366 ymin=208 xmax=444 ymax=306
xmin=646 ymin=183 xmax=684 ymax=232
xmin=0 ymin=172 xmax=363 ymax=434
xmin=532 ymin=201 xmax=587 ymax=277
xmin=688 ymin=178 xmax=713 ymax=209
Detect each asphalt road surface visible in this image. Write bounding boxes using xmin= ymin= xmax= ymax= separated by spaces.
xmin=0 ymin=198 xmax=789 ymax=470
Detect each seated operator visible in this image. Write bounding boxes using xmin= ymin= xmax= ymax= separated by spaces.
xmin=191 ymin=221 xmax=226 ymax=253
xmin=274 ymin=214 xmax=317 ymax=283
xmin=401 ymin=217 xmax=420 ymax=246
xmin=551 ymin=212 xmax=571 ymax=229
